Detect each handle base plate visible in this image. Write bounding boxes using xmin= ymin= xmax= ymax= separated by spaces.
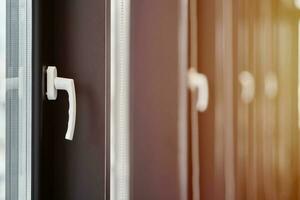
xmin=47 ymin=66 xmax=58 ymax=100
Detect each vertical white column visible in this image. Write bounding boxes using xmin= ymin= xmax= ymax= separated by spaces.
xmin=178 ymin=0 xmax=188 ymax=199
xmin=111 ymin=0 xmax=130 ymax=200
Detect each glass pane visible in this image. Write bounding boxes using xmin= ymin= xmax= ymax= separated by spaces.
xmin=0 ymin=0 xmax=5 ymax=199
xmin=4 ymin=0 xmax=31 ymax=199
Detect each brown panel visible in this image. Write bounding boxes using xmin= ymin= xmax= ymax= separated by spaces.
xmin=130 ymin=0 xmax=181 ymax=199
xmin=196 ymin=0 xmax=216 ymax=199
xmin=40 ymin=0 xmax=108 ymax=199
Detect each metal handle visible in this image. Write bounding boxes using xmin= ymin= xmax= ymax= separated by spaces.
xmin=46 ymin=66 xmax=76 ymax=140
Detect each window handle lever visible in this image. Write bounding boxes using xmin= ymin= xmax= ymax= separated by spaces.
xmin=188 ymin=68 xmax=209 ymax=112
xmin=46 ymin=66 xmax=76 ymax=140
xmin=239 ymin=71 xmax=255 ymax=104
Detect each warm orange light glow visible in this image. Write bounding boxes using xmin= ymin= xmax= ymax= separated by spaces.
xmin=295 ymin=0 xmax=300 ymax=9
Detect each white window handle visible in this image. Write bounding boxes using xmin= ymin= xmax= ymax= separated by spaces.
xmin=188 ymin=68 xmax=209 ymax=112
xmin=239 ymin=71 xmax=255 ymax=104
xmin=46 ymin=66 xmax=76 ymax=140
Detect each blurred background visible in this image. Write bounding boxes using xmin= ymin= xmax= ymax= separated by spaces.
xmin=111 ymin=0 xmax=300 ymax=199
xmin=190 ymin=0 xmax=300 ymax=199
